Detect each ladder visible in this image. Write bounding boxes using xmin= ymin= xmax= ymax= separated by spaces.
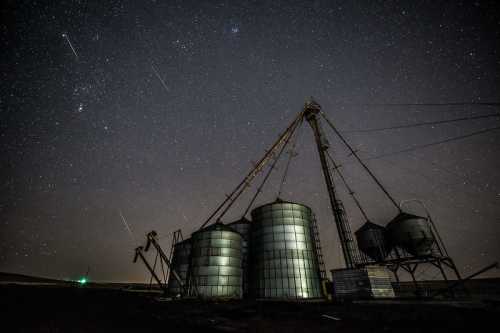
xmin=311 ymin=213 xmax=327 ymax=280
xmin=334 ymin=200 xmax=362 ymax=265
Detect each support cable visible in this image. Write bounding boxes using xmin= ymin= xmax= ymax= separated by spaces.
xmin=199 ymin=112 xmax=304 ymax=229
xmin=354 ymin=102 xmax=500 ymax=107
xmin=217 ymin=117 xmax=302 ymax=222
xmin=320 ymin=111 xmax=401 ymax=212
xmin=277 ymin=119 xmax=304 ymax=199
xmin=343 ymin=113 xmax=500 ymax=134
xmin=325 ymin=151 xmax=370 ymax=222
xmin=242 ymin=118 xmax=302 ymax=217
xmin=362 ymin=125 xmax=500 ymax=162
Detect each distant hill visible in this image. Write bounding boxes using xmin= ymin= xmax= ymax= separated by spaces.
xmin=0 ymin=272 xmax=159 ymax=290
xmin=0 ymin=272 xmax=64 ymax=283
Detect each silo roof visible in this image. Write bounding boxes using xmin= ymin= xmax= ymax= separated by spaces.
xmin=388 ymin=212 xmax=427 ymax=224
xmin=253 ymin=198 xmax=312 ymax=211
xmin=192 ymin=222 xmax=239 ymax=236
xmin=355 ymin=221 xmax=386 ymax=234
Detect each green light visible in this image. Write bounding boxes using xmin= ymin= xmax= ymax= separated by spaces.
xmin=78 ymin=278 xmax=87 ymax=284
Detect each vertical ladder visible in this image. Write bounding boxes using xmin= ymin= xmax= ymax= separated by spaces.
xmin=334 ymin=200 xmax=362 ymax=266
xmin=311 ymin=213 xmax=327 ymax=280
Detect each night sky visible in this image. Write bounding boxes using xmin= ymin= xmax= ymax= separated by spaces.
xmin=1 ymin=1 xmax=499 ymax=283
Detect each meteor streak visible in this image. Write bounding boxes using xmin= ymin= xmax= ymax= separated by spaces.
xmin=151 ymin=65 xmax=170 ymax=92
xmin=62 ymin=33 xmax=79 ymax=59
xmin=119 ymin=209 xmax=136 ymax=244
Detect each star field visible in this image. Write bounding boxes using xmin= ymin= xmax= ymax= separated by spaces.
xmin=1 ymin=0 xmax=499 ymax=282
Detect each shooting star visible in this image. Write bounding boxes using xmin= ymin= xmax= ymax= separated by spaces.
xmin=62 ymin=33 xmax=79 ymax=59
xmin=151 ymin=65 xmax=170 ymax=92
xmin=119 ymin=209 xmax=137 ymax=244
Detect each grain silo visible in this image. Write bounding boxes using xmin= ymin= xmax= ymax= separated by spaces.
xmin=355 ymin=222 xmax=391 ymax=262
xmin=226 ymin=217 xmax=251 ymax=296
xmin=250 ymin=200 xmax=323 ymax=299
xmin=166 ymin=238 xmax=191 ymax=296
xmin=189 ymin=223 xmax=243 ymax=299
xmin=386 ymin=212 xmax=435 ymax=257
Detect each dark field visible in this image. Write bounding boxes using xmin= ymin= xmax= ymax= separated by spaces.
xmin=1 ymin=284 xmax=498 ymax=333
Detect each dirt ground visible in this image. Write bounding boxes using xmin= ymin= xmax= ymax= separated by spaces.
xmin=1 ymin=284 xmax=498 ymax=332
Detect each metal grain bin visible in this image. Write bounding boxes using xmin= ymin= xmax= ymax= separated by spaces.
xmin=386 ymin=212 xmax=435 ymax=257
xmin=226 ymin=218 xmax=251 ymax=296
xmin=331 ymin=268 xmax=366 ymax=299
xmin=167 ymin=238 xmax=191 ymax=297
xmin=190 ymin=223 xmax=243 ymax=299
xmin=355 ymin=222 xmax=390 ymax=262
xmin=331 ymin=265 xmax=395 ymax=299
xmin=250 ymin=200 xmax=322 ymax=299
xmin=365 ymin=265 xmax=395 ymax=298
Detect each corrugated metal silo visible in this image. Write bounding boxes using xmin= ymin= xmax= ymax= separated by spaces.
xmin=250 ymin=200 xmax=322 ymax=299
xmin=190 ymin=223 xmax=243 ymax=299
xmin=355 ymin=222 xmax=390 ymax=262
xmin=226 ymin=218 xmax=251 ymax=296
xmin=166 ymin=238 xmax=191 ymax=296
xmin=386 ymin=212 xmax=435 ymax=256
